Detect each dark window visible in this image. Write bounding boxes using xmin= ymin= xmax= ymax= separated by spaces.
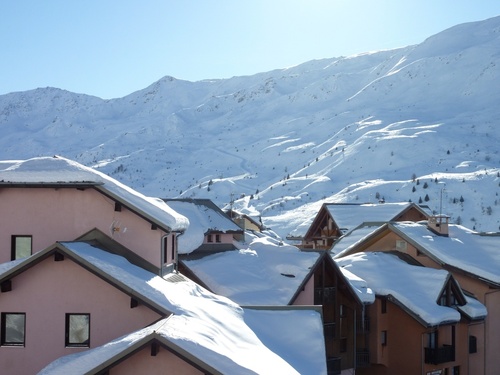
xmin=11 ymin=235 xmax=32 ymax=260
xmin=469 ymin=335 xmax=477 ymax=354
xmin=339 ymin=304 xmax=346 ymax=318
xmin=381 ymin=299 xmax=387 ymax=314
xmin=207 ymin=234 xmax=213 ymax=243
xmin=65 ymin=314 xmax=90 ymax=347
xmin=452 ymin=366 xmax=460 ymax=375
xmin=215 ymin=234 xmax=221 ymax=243
xmin=428 ymin=330 xmax=437 ymax=349
xmin=1 ymin=313 xmax=25 ymax=346
xmin=171 ymin=235 xmax=175 ymax=261
xmin=340 ymin=337 xmax=347 ymax=353
xmin=381 ymin=330 xmax=387 ymax=346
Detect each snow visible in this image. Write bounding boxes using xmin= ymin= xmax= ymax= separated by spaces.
xmin=182 ymin=237 xmax=320 ymax=305
xmin=338 ymin=266 xmax=375 ymax=304
xmin=0 ymin=156 xmax=189 ymax=232
xmin=38 ymin=241 xmax=306 ymax=374
xmin=331 ymin=224 xmax=384 ymax=257
xmin=1 ymin=17 xmax=500 ymax=237
xmin=242 ymin=307 xmax=327 ymax=375
xmin=165 ymin=199 xmax=242 ymax=254
xmin=393 ymin=222 xmax=500 ymax=285
xmin=335 ymin=252 xmax=476 ymax=326
xmin=324 ymin=202 xmax=425 ymax=233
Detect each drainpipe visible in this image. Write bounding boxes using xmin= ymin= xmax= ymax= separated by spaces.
xmin=174 ymin=231 xmax=185 ymax=273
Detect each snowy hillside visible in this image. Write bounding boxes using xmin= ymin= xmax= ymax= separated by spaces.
xmin=1 ymin=16 xmax=499 ymax=237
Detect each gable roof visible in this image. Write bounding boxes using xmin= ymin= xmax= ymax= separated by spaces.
xmin=0 ymin=156 xmax=188 ymax=233
xmin=335 ymin=252 xmax=486 ymax=327
xmin=164 ymin=199 xmax=243 ymax=254
xmin=1 ymin=240 xmax=301 ymax=374
xmin=180 ymin=236 xmax=321 ymax=305
xmin=390 ymin=221 xmax=500 ymax=286
xmin=304 ymin=202 xmax=430 ymax=240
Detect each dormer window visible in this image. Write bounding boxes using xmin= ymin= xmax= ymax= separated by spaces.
xmin=438 ymin=279 xmax=465 ymax=307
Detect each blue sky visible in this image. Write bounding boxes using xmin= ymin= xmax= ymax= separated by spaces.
xmin=2 ymin=0 xmax=500 ymax=99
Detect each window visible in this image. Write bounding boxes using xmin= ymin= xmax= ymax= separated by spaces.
xmin=207 ymin=234 xmax=213 ymax=243
xmin=469 ymin=335 xmax=477 ymax=354
xmin=215 ymin=234 xmax=221 ymax=243
xmin=340 ymin=337 xmax=347 ymax=353
xmin=428 ymin=330 xmax=437 ymax=349
xmin=1 ymin=313 xmax=26 ymax=346
xmin=395 ymin=240 xmax=407 ymax=252
xmin=11 ymin=235 xmax=32 ymax=260
xmin=339 ymin=304 xmax=347 ymax=318
xmin=381 ymin=330 xmax=387 ymax=346
xmin=381 ymin=299 xmax=387 ymax=314
xmin=65 ymin=314 xmax=90 ymax=347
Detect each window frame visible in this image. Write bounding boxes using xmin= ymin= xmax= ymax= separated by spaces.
xmin=381 ymin=330 xmax=388 ymax=346
xmin=11 ymin=235 xmax=32 ymax=261
xmin=1 ymin=312 xmax=26 ymax=346
xmin=65 ymin=313 xmax=90 ymax=348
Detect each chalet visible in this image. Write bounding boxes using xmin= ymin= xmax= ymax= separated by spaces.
xmin=0 ymin=156 xmax=187 ymax=274
xmin=225 ymin=208 xmax=265 ymax=234
xmin=0 ymin=235 xmax=302 ymax=374
xmin=333 ymin=219 xmax=500 ymax=374
xmin=296 ymin=202 xmax=430 ymax=250
xmin=336 ymin=252 xmax=486 ymax=375
xmin=0 ymin=157 xmax=325 ymax=374
xmin=179 ymin=234 xmax=373 ymax=374
xmin=163 ymin=199 xmax=243 ymax=254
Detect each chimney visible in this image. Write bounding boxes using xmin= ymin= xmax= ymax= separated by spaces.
xmin=428 ymin=215 xmax=449 ymax=236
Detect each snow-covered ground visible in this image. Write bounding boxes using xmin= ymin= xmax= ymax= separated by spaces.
xmin=1 ymin=16 xmax=499 ymax=238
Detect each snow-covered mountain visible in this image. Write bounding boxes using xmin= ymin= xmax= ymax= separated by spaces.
xmin=1 ymin=16 xmax=499 ymax=238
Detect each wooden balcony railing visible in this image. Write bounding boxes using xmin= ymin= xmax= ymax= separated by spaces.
xmin=424 ymin=345 xmax=455 ymax=365
xmin=356 ymin=348 xmax=370 ymax=367
xmin=326 ymin=357 xmax=341 ymax=375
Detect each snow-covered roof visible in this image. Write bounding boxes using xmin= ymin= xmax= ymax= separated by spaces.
xmin=335 ymin=252 xmax=486 ymax=326
xmin=338 ymin=266 xmax=375 ymax=304
xmin=392 ymin=222 xmax=500 ymax=286
xmin=182 ymin=236 xmax=321 ymax=305
xmin=331 ymin=223 xmax=385 ymax=257
xmin=242 ymin=307 xmax=327 ymax=375
xmin=0 ymin=156 xmax=188 ymax=232
xmin=326 ymin=202 xmax=427 ymax=232
xmin=6 ymin=241 xmax=302 ymax=374
xmin=164 ymin=199 xmax=242 ymax=254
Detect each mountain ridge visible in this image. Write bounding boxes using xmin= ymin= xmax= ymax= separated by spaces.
xmin=1 ymin=16 xmax=499 ymax=237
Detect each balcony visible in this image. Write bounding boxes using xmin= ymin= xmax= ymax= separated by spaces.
xmin=424 ymin=345 xmax=455 ymax=365
xmin=356 ymin=348 xmax=370 ymax=367
xmin=326 ymin=357 xmax=341 ymax=375
xmin=315 ymin=286 xmax=336 ymax=304
xmin=324 ymin=322 xmax=336 ymax=340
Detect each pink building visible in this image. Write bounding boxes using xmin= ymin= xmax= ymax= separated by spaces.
xmin=0 ymin=156 xmax=325 ymax=374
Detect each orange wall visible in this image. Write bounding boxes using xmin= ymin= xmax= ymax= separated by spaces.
xmin=0 ymin=256 xmax=161 ymax=374
xmin=366 ymin=299 xmax=470 ymax=375
xmin=0 ymin=187 xmax=173 ymax=267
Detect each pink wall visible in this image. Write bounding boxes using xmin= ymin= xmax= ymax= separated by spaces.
xmin=0 ymin=256 xmax=161 ymax=374
xmin=0 ymin=187 xmax=175 ymax=268
xmin=202 ymin=233 xmax=234 ymax=245
xmin=110 ymin=344 xmax=204 ymax=375
xmin=292 ymin=276 xmax=315 ymax=305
